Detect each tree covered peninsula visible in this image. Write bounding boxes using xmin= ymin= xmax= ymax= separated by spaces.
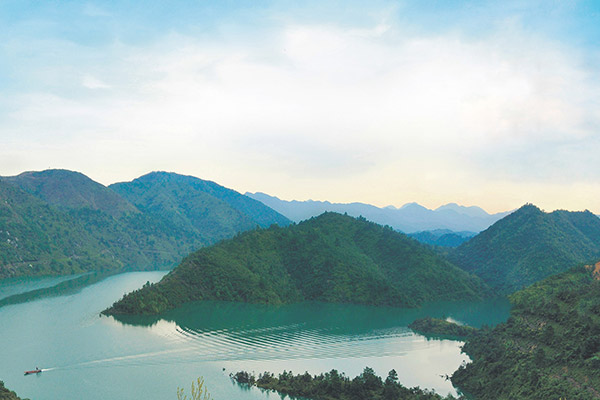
xmin=408 ymin=317 xmax=477 ymax=339
xmin=452 ymin=263 xmax=600 ymax=399
xmin=233 ymin=368 xmax=458 ymax=400
xmin=104 ymin=213 xmax=488 ymax=315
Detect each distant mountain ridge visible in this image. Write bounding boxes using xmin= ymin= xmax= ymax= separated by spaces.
xmin=246 ymin=192 xmax=509 ymax=233
xmin=450 ymin=204 xmax=600 ymax=293
xmin=408 ymin=229 xmax=475 ymax=248
xmin=0 ymin=169 xmax=290 ymax=279
xmin=103 ymin=212 xmax=489 ymax=315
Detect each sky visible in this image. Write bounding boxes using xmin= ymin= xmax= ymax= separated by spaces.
xmin=1 ymin=0 xmax=599 ymax=213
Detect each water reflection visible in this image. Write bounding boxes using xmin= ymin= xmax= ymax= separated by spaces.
xmin=0 ymin=271 xmax=510 ymax=399
xmin=113 ymin=297 xmax=510 ymax=331
xmin=108 ymin=299 xmax=510 ymax=364
xmin=0 ymin=272 xmax=113 ymax=307
xmin=0 ymin=273 xmax=87 ymax=301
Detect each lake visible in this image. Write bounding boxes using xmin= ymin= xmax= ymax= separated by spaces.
xmin=0 ymin=272 xmax=510 ymax=399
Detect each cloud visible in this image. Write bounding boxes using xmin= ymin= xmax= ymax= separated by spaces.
xmin=82 ymin=74 xmax=111 ymax=89
xmin=0 ymin=12 xmax=599 ymax=211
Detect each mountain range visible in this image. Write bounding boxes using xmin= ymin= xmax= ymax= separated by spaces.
xmin=245 ymin=192 xmax=509 ymax=233
xmin=0 ymin=170 xmax=290 ymax=279
xmin=4 ymin=168 xmax=600 ymax=304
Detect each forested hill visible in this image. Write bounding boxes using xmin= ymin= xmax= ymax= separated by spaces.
xmin=0 ymin=177 xmax=192 ymax=278
xmin=0 ymin=170 xmax=289 ymax=279
xmin=452 ymin=263 xmax=600 ymax=399
xmin=109 ymin=172 xmax=290 ymax=244
xmin=104 ymin=212 xmax=489 ymax=315
xmin=450 ymin=204 xmax=600 ymax=293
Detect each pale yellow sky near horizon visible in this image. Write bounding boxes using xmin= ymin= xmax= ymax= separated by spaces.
xmin=4 ymin=166 xmax=595 ymax=215
xmin=2 ymin=3 xmax=599 ymax=215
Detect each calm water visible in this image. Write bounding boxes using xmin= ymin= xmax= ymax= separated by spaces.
xmin=0 ymin=272 xmax=510 ymax=400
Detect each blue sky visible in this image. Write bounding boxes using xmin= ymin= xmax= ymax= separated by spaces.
xmin=1 ymin=1 xmax=599 ymax=212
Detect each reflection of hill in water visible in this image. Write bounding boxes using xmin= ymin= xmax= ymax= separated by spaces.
xmin=108 ymin=300 xmax=510 ymax=364
xmin=113 ymin=298 xmax=511 ymax=335
xmin=0 ymin=272 xmax=110 ymax=307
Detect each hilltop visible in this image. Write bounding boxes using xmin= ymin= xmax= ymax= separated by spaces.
xmin=450 ymin=204 xmax=600 ymax=293
xmin=103 ymin=212 xmax=488 ymax=315
xmin=4 ymin=169 xmax=137 ymax=217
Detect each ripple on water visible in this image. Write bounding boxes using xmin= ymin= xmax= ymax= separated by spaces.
xmin=1 ymin=273 xmax=510 ymax=400
xmin=146 ymin=314 xmax=421 ymax=364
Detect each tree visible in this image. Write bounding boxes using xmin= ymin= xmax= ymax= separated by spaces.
xmin=384 ymin=369 xmax=401 ymax=400
xmin=177 ymin=377 xmax=211 ymax=400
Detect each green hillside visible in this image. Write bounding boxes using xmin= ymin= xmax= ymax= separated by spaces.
xmin=0 ymin=178 xmax=187 ymax=278
xmin=1 ymin=170 xmax=290 ymax=279
xmin=109 ymin=171 xmax=290 ymax=244
xmin=104 ymin=213 xmax=488 ymax=315
xmin=0 ymin=179 xmax=111 ymax=277
xmin=450 ymin=204 xmax=600 ymax=293
xmin=452 ymin=263 xmax=600 ymax=399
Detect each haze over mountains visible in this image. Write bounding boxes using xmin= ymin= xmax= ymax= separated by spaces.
xmin=0 ymin=169 xmax=290 ymax=279
xmin=246 ymin=192 xmax=510 ymax=233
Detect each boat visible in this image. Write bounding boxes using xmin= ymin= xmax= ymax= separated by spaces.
xmin=24 ymin=368 xmax=42 ymax=375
